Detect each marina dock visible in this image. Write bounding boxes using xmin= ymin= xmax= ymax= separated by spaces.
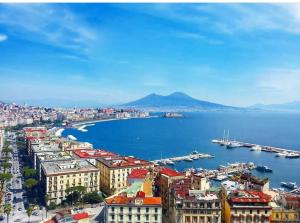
xmin=152 ymin=152 xmax=214 ymax=165
xmin=192 ymin=162 xmax=256 ymax=180
xmin=212 ymin=139 xmax=300 ymax=158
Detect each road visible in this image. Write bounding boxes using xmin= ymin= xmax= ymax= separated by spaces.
xmin=2 ymin=133 xmax=46 ymax=223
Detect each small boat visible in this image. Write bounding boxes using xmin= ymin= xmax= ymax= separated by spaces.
xmin=276 ymin=152 xmax=288 ymax=158
xmin=285 ymin=153 xmax=300 ymax=159
xmin=184 ymin=158 xmax=193 ymax=162
xmin=191 ymin=150 xmax=199 ymax=155
xmin=67 ymin=135 xmax=77 ymax=141
xmin=226 ymin=141 xmax=242 ymax=148
xmin=256 ymin=165 xmax=273 ymax=173
xmin=281 ymin=182 xmax=298 ymax=190
xmin=213 ymin=175 xmax=228 ymax=181
xmin=166 ymin=160 xmax=175 ymax=165
xmin=163 ymin=112 xmax=183 ymax=118
xmin=250 ymin=145 xmax=262 ymax=151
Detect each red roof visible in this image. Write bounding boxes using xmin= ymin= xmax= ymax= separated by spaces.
xmin=128 ymin=169 xmax=149 ymax=179
xmin=230 ymin=190 xmax=271 ymax=203
xmin=159 ymin=167 xmax=183 ymax=177
xmin=72 ymin=212 xmax=89 ymax=220
xmin=74 ymin=149 xmax=117 ymax=158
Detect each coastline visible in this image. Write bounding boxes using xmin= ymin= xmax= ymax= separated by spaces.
xmin=72 ymin=116 xmax=157 ymax=127
xmin=55 ymin=128 xmax=65 ymax=137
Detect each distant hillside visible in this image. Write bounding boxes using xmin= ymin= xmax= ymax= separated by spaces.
xmin=250 ymin=101 xmax=300 ymax=111
xmin=122 ymin=92 xmax=239 ymax=111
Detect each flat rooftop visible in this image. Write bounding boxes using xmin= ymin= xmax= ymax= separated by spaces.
xmin=32 ymin=144 xmax=61 ymax=153
xmin=41 ymin=159 xmax=99 ymax=176
xmin=97 ymin=156 xmax=153 ymax=168
xmin=106 ymin=192 xmax=161 ymax=206
xmin=36 ymin=151 xmax=73 ymax=162
xmin=74 ymin=149 xmax=117 ymax=159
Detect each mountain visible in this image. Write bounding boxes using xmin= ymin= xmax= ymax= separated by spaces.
xmin=250 ymin=101 xmax=300 ymax=111
xmin=122 ymin=92 xmax=239 ymax=111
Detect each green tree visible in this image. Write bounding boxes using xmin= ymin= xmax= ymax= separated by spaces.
xmin=66 ymin=186 xmax=86 ymax=205
xmin=48 ymin=202 xmax=56 ymax=210
xmin=83 ymin=191 xmax=103 ymax=204
xmin=0 ymin=162 xmax=12 ymax=173
xmin=23 ymin=167 xmax=36 ymax=179
xmin=2 ymin=147 xmax=12 ymax=157
xmin=44 ymin=194 xmax=50 ymax=218
xmin=26 ymin=206 xmax=34 ymax=223
xmin=0 ymin=173 xmax=12 ymax=192
xmin=3 ymin=203 xmax=12 ymax=223
xmin=24 ymin=178 xmax=38 ymax=198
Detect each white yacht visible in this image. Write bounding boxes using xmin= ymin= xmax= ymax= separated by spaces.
xmin=250 ymin=145 xmax=262 ymax=151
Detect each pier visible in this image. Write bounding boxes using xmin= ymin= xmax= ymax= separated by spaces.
xmin=152 ymin=152 xmax=214 ymax=165
xmin=192 ymin=162 xmax=256 ymax=180
xmin=212 ymin=139 xmax=300 ymax=158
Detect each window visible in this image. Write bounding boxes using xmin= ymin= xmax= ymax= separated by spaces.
xmin=137 ymin=207 xmax=140 ymax=213
xmin=155 ymin=208 xmax=158 ymax=213
xmin=145 ymin=215 xmax=149 ymax=221
xmin=129 ymin=207 xmax=132 ymax=212
xmin=137 ymin=215 xmax=140 ymax=221
xmin=146 ymin=208 xmax=149 ymax=213
xmin=111 ymin=207 xmax=114 ymax=212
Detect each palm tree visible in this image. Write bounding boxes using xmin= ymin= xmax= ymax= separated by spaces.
xmin=3 ymin=203 xmax=12 ymax=223
xmin=26 ymin=206 xmax=33 ymax=223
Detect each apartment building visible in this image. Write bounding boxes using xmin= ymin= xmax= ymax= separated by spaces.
xmin=105 ymin=191 xmax=162 ymax=223
xmin=40 ymin=159 xmax=100 ymax=205
xmin=35 ymin=151 xmax=73 ymax=179
xmin=155 ymin=167 xmax=185 ymax=222
xmin=73 ymin=148 xmax=117 ymax=165
xmin=96 ymin=156 xmax=154 ymax=196
xmin=224 ymin=190 xmax=272 ymax=223
xmin=167 ymin=175 xmax=221 ymax=223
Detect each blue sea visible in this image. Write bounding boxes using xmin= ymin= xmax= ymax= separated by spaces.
xmin=62 ymin=112 xmax=300 ymax=188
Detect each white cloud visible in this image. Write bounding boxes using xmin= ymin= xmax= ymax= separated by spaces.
xmin=130 ymin=4 xmax=300 ymax=35
xmin=0 ymin=34 xmax=8 ymax=42
xmin=256 ymin=68 xmax=300 ymax=102
xmin=0 ymin=4 xmax=98 ymax=54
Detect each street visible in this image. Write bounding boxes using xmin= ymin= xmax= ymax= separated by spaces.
xmin=2 ymin=133 xmax=46 ymax=223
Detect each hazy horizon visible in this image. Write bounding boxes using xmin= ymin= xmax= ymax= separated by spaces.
xmin=1 ymin=4 xmax=300 ymax=107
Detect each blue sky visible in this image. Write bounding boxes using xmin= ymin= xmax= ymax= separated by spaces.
xmin=1 ymin=3 xmax=300 ymax=107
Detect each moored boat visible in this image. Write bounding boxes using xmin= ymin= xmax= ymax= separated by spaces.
xmin=256 ymin=165 xmax=273 ymax=173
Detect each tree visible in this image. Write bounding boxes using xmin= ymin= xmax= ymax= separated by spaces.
xmin=26 ymin=206 xmax=34 ymax=223
xmin=0 ymin=173 xmax=12 ymax=192
xmin=66 ymin=186 xmax=86 ymax=205
xmin=3 ymin=203 xmax=12 ymax=223
xmin=0 ymin=162 xmax=12 ymax=173
xmin=83 ymin=191 xmax=103 ymax=204
xmin=44 ymin=194 xmax=50 ymax=218
xmin=2 ymin=147 xmax=13 ymax=157
xmin=23 ymin=167 xmax=36 ymax=179
xmin=24 ymin=178 xmax=38 ymax=197
xmin=48 ymin=202 xmax=56 ymax=210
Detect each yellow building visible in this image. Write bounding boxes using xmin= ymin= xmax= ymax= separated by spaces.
xmin=40 ymin=159 xmax=100 ymax=205
xmin=96 ymin=156 xmax=154 ymax=196
xmin=224 ymin=190 xmax=272 ymax=223
xmin=271 ymin=207 xmax=300 ymax=222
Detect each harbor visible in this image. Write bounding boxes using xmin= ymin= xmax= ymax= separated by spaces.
xmin=191 ymin=162 xmax=256 ymax=180
xmin=212 ymin=139 xmax=300 ymax=158
xmin=152 ymin=151 xmax=214 ymax=165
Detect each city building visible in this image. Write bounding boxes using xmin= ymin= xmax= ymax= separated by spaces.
xmin=224 ymin=190 xmax=272 ymax=223
xmin=31 ymin=144 xmax=61 ymax=170
xmin=155 ymin=167 xmax=185 ymax=222
xmin=96 ymin=156 xmax=154 ymax=196
xmin=73 ymin=149 xmax=118 ymax=165
xmin=105 ymin=191 xmax=162 ymax=223
xmin=270 ymin=202 xmax=300 ymax=222
xmin=0 ymin=125 xmax=4 ymax=149
xmin=35 ymin=151 xmax=73 ymax=179
xmin=170 ymin=178 xmax=222 ymax=223
xmin=40 ymin=159 xmax=100 ymax=205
